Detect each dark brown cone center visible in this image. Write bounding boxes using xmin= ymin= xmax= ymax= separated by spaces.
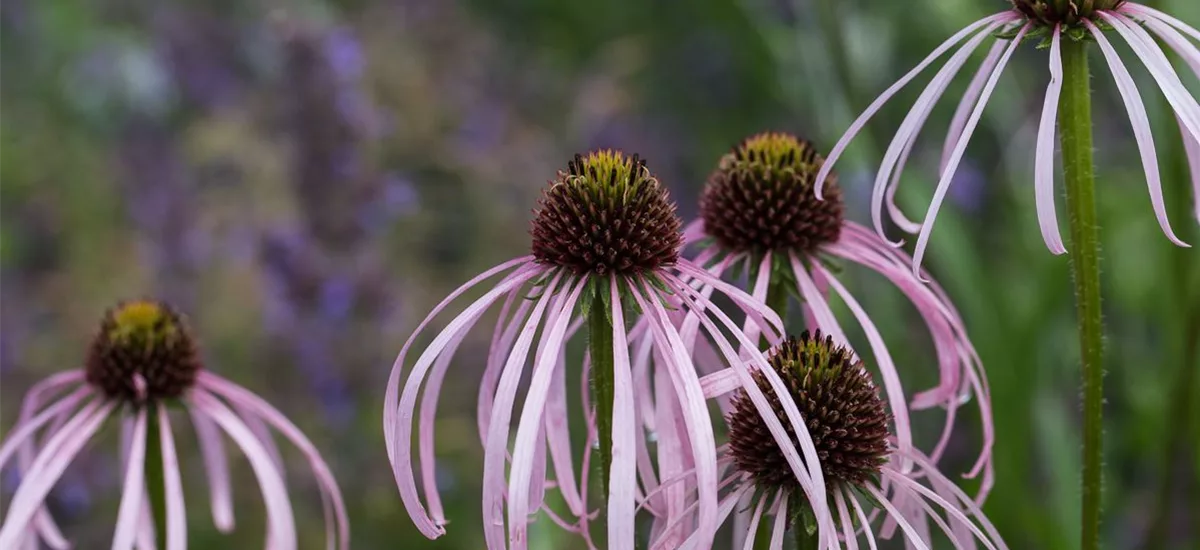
xmin=85 ymin=300 xmax=202 ymax=403
xmin=700 ymin=133 xmax=844 ymax=256
xmin=727 ymin=331 xmax=890 ymax=493
xmin=530 ymin=150 xmax=682 ymax=276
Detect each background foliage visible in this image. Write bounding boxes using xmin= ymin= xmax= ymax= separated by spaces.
xmin=1 ymin=0 xmax=1197 ymax=548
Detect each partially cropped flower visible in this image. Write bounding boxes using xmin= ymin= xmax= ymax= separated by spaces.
xmin=654 ymin=333 xmax=1006 ymax=549
xmin=687 ymin=132 xmax=993 ymax=492
xmin=814 ymin=1 xmax=1200 ymax=273
xmin=384 ymin=150 xmax=839 ymax=549
xmin=0 ymin=300 xmax=348 ymax=550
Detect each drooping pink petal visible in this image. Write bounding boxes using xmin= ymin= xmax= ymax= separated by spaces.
xmin=111 ymin=408 xmax=147 ymax=550
xmin=14 ymin=371 xmax=82 ymax=550
xmin=866 ymin=484 xmax=931 ymax=550
xmin=507 ymin=277 xmax=586 ymax=549
xmin=606 ymin=278 xmax=638 ymax=550
xmin=0 ymin=387 xmax=90 ymax=472
xmin=789 ymin=254 xmax=848 ymax=345
xmin=199 ymin=373 xmax=350 ymax=550
xmin=480 ymin=273 xmax=564 ymax=549
xmin=392 ymin=267 xmax=543 ymax=540
xmin=814 ymin=12 xmax=1020 ymax=199
xmin=847 ymin=488 xmax=879 ymax=550
xmin=0 ymin=395 xmax=109 ymax=549
xmin=739 ymin=495 xmax=767 ymax=550
xmin=814 ymin=262 xmax=914 ymax=471
xmin=156 ymin=405 xmax=186 ymax=550
xmin=675 ymin=260 xmax=784 ymax=341
xmin=1185 ymin=119 xmax=1200 ymax=222
xmin=884 ymin=471 xmax=1004 ymax=550
xmin=943 ymin=40 xmax=1008 ymax=172
xmin=384 ymin=256 xmax=535 ymax=465
xmin=1088 ymin=17 xmax=1188 ymax=247
xmin=190 ymin=391 xmax=297 ymax=550
xmin=632 ymin=281 xmax=720 ymax=550
xmin=1035 ymin=26 xmax=1067 ymax=255
xmin=418 ymin=324 xmax=470 ymax=524
xmin=663 ymin=274 xmax=838 ymax=543
xmin=651 ymin=355 xmax=688 ymax=548
xmin=874 ymin=20 xmax=1011 ymax=245
xmin=914 ymin=24 xmax=1029 ymax=280
xmin=682 ymin=218 xmax=707 ymax=245
xmin=835 ymin=488 xmax=860 ymax=550
xmin=479 ymin=289 xmax=535 ymax=443
xmin=896 ymin=449 xmax=1007 ymax=545
xmin=768 ymin=492 xmax=788 ymax=550
xmin=188 ymin=406 xmax=234 ymax=532
xmin=544 ymin=342 xmax=584 ymax=517
xmin=1122 ymin=3 xmax=1200 ymax=43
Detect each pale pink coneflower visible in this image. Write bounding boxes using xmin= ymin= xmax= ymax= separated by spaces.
xmin=383 ymin=150 xmax=841 ymax=550
xmin=644 ymin=332 xmax=1006 ymax=549
xmin=813 ymin=1 xmax=1200 ymax=275
xmin=0 ymin=300 xmax=349 ymax=550
xmin=683 ymin=133 xmax=994 ymax=496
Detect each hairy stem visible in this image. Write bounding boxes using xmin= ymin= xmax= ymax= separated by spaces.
xmin=589 ymin=287 xmax=615 ymax=526
xmin=1059 ymin=39 xmax=1105 ymax=550
xmin=145 ymin=403 xmax=166 ymax=550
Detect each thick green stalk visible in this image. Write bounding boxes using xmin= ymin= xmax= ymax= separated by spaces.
xmin=589 ymin=288 xmax=615 ymax=516
xmin=145 ymin=403 xmax=167 ymax=550
xmin=1059 ymin=39 xmax=1105 ymax=550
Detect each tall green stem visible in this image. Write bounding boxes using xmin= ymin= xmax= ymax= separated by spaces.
xmin=1059 ymin=39 xmax=1105 ymax=550
xmin=589 ymin=287 xmax=615 ymax=525
xmin=145 ymin=403 xmax=166 ymax=549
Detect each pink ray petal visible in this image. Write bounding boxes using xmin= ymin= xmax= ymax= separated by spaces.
xmin=606 ymin=278 xmax=639 ymax=549
xmin=0 ymin=387 xmax=90 ymax=471
xmin=835 ymin=487 xmax=860 ymax=550
xmin=651 ymin=356 xmax=687 ymax=547
xmin=914 ymin=24 xmax=1028 ymax=280
xmin=875 ymin=20 xmax=1010 ymax=245
xmin=111 ymin=408 xmax=147 ymax=550
xmin=1122 ymin=4 xmax=1200 ymax=43
xmin=790 ymin=254 xmax=848 ymax=345
xmin=544 ymin=344 xmax=584 ymax=517
xmin=384 ymin=256 xmax=535 ymax=465
xmin=1035 ymin=26 xmax=1068 ymax=254
xmin=190 ymin=391 xmax=296 ymax=550
xmin=943 ymin=40 xmax=1008 ymax=171
xmin=197 ymin=374 xmax=351 ymax=550
xmin=814 ymin=12 xmax=1021 ymax=198
xmin=15 ymin=372 xmax=82 ymax=550
xmin=632 ymin=282 xmax=721 ymax=550
xmin=479 ymin=289 xmax=535 ymax=442
xmin=156 ymin=406 xmax=186 ymax=550
xmin=663 ymin=274 xmax=838 ymax=543
xmin=480 ymin=273 xmax=564 ymax=549
xmin=768 ymin=492 xmax=788 ymax=550
xmin=417 ymin=324 xmax=469 ymax=524
xmin=738 ymin=494 xmax=767 ymax=550
xmin=885 ymin=471 xmax=1003 ymax=550
xmin=866 ymin=484 xmax=930 ymax=550
xmin=847 ymin=488 xmax=879 ymax=550
xmin=682 ymin=219 xmax=706 ymax=245
xmin=0 ymin=396 xmax=109 ymax=549
xmin=507 ymin=277 xmax=586 ymax=548
xmin=393 ymin=266 xmax=542 ymax=540
xmin=188 ymin=406 xmax=234 ymax=532
xmin=1089 ymin=17 xmax=1189 ymax=247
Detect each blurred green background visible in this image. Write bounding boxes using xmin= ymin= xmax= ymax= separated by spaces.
xmin=1 ymin=0 xmax=1197 ymax=548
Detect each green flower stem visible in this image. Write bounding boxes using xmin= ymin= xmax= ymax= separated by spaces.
xmin=1059 ymin=38 xmax=1105 ymax=550
xmin=145 ymin=403 xmax=167 ymax=550
xmin=589 ymin=287 xmax=615 ymax=532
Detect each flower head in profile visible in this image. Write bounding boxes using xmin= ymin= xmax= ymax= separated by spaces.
xmin=657 ymin=332 xmax=1006 ymax=549
xmin=814 ymin=2 xmax=1200 ymax=273
xmin=384 ymin=150 xmax=834 ymax=549
xmin=687 ymin=132 xmax=993 ymax=493
xmin=0 ymin=300 xmax=348 ymax=550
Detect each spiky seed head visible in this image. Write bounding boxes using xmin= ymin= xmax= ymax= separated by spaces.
xmin=727 ymin=331 xmax=890 ymax=493
xmin=1010 ymin=0 xmax=1126 ymax=27
xmin=85 ymin=300 xmax=202 ymax=403
xmin=530 ymin=150 xmax=682 ymax=276
xmin=700 ymin=132 xmax=843 ymax=256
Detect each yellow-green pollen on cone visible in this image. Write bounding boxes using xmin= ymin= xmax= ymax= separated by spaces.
xmin=86 ymin=300 xmax=202 ymax=403
xmin=1010 ymin=0 xmax=1127 ymax=27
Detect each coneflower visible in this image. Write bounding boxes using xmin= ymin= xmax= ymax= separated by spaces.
xmin=0 ymin=300 xmax=349 ymax=550
xmin=814 ymin=1 xmax=1199 ymax=273
xmin=383 ymin=150 xmax=837 ymax=549
xmin=686 ymin=132 xmax=993 ymax=491
xmin=646 ymin=333 xmax=1006 ymax=549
